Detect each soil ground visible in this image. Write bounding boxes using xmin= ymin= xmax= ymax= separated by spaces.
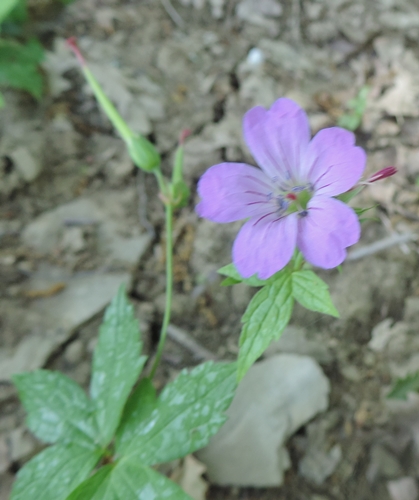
xmin=2 ymin=0 xmax=419 ymax=499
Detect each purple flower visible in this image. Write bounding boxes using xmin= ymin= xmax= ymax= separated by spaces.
xmin=196 ymin=98 xmax=366 ymax=279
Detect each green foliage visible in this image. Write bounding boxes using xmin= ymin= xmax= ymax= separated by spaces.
xmin=13 ymin=287 xmax=237 ymax=499
xmin=13 ymin=370 xmax=98 ymax=447
xmin=0 ymin=0 xmax=21 ymax=23
xmin=387 ymin=372 xmax=419 ymax=400
xmin=11 ymin=444 xmax=102 ymax=500
xmin=115 ymin=378 xmax=157 ymax=451
xmin=118 ymin=361 xmax=237 ymax=462
xmin=0 ymin=38 xmax=44 ymax=99
xmin=218 ymin=263 xmax=268 ymax=287
xmin=90 ymin=287 xmax=146 ymax=447
xmin=67 ymin=461 xmax=193 ymax=500
xmin=238 ymin=268 xmax=294 ymax=379
xmin=292 ymin=269 xmax=339 ymax=317
xmin=237 ymin=264 xmax=339 ymax=379
xmin=337 ymin=86 xmax=370 ymax=131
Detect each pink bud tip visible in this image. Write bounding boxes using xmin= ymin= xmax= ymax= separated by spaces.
xmin=179 ymin=129 xmax=191 ymax=145
xmin=367 ymin=166 xmax=397 ymax=183
xmin=66 ymin=37 xmax=86 ymax=67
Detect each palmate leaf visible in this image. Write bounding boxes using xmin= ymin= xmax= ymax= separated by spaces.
xmin=13 ymin=370 xmax=98 ymax=447
xmin=387 ymin=372 xmax=419 ymax=400
xmin=291 ymin=269 xmax=339 ymax=317
xmin=68 ymin=362 xmax=236 ymax=499
xmin=117 ymin=361 xmax=237 ymax=464
xmin=0 ymin=39 xmax=44 ymax=99
xmin=66 ymin=460 xmax=192 ymax=500
xmin=11 ymin=443 xmax=102 ymax=500
xmin=237 ymin=268 xmax=294 ymax=380
xmin=90 ymin=286 xmax=146 ymax=447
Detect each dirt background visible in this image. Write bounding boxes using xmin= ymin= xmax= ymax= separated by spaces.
xmin=2 ymin=0 xmax=419 ymax=499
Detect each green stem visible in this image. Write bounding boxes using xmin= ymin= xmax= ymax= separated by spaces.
xmin=294 ymin=251 xmax=304 ymax=271
xmin=149 ymin=202 xmax=174 ymax=379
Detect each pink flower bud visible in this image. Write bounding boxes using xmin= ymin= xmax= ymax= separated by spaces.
xmin=66 ymin=37 xmax=86 ymax=67
xmin=179 ymin=129 xmax=191 ymax=145
xmin=367 ymin=166 xmax=397 ymax=183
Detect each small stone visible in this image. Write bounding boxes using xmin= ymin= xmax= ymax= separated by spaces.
xmin=401 ymin=120 xmax=419 ymax=147
xmin=300 ymin=444 xmax=342 ymax=484
xmin=197 ymin=354 xmax=330 ymax=486
xmin=64 ymin=340 xmax=84 ymax=364
xmin=8 ymin=427 xmax=36 ymax=462
xmin=0 ymin=437 xmax=8 ymax=474
xmin=9 ymin=146 xmax=42 ymax=182
xmin=376 ymin=120 xmax=400 ymax=137
xmin=60 ymin=227 xmax=85 ymax=253
xmin=340 ymin=364 xmax=362 ymax=382
xmin=404 ymin=297 xmax=419 ymax=323
xmin=368 ymin=444 xmax=403 ymax=483
xmin=387 ymin=477 xmax=418 ymax=500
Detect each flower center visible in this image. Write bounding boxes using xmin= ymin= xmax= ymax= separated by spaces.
xmin=268 ymin=181 xmax=313 ymax=217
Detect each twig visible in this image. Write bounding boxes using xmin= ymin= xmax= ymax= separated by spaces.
xmin=167 ymin=324 xmax=218 ymax=361
xmin=160 ymin=0 xmax=185 ymax=29
xmin=347 ymin=232 xmax=417 ymax=261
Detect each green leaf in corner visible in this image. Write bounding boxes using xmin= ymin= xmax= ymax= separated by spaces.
xmin=217 ymin=263 xmax=267 ymax=287
xmin=66 ymin=460 xmax=193 ymax=500
xmin=387 ymin=372 xmax=419 ymax=400
xmin=238 ymin=268 xmax=294 ymax=380
xmin=11 ymin=444 xmax=102 ymax=500
xmin=0 ymin=39 xmax=44 ymax=99
xmin=292 ymin=270 xmax=339 ymax=317
xmin=13 ymin=370 xmax=98 ymax=447
xmin=0 ymin=0 xmax=20 ymax=23
xmin=119 ymin=362 xmax=237 ymax=464
xmin=90 ymin=286 xmax=146 ymax=447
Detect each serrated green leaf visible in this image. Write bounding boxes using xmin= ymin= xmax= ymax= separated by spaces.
xmin=220 ymin=276 xmax=241 ymax=286
xmin=119 ymin=361 xmax=237 ymax=464
xmin=0 ymin=0 xmax=20 ymax=23
xmin=238 ymin=269 xmax=293 ymax=380
xmin=115 ymin=378 xmax=157 ymax=450
xmin=387 ymin=372 xmax=419 ymax=400
xmin=66 ymin=460 xmax=192 ymax=500
xmin=13 ymin=370 xmax=98 ymax=447
xmin=11 ymin=443 xmax=102 ymax=500
xmin=217 ymin=263 xmax=267 ymax=287
xmin=66 ymin=465 xmax=114 ymax=500
xmin=0 ymin=39 xmax=44 ymax=99
xmin=90 ymin=286 xmax=146 ymax=447
xmin=291 ymin=270 xmax=339 ymax=317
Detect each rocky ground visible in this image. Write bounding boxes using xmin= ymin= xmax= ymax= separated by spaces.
xmin=2 ymin=0 xmax=419 ymax=499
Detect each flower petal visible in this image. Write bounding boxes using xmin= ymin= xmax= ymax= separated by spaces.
xmin=297 ymin=196 xmax=360 ymax=269
xmin=243 ymin=98 xmax=311 ymax=181
xmin=306 ymin=127 xmax=366 ymax=196
xmin=232 ymin=213 xmax=298 ymax=279
xmin=196 ymin=163 xmax=272 ymax=223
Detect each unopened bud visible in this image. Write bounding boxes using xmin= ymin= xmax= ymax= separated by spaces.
xmin=367 ymin=166 xmax=397 ymax=183
xmin=171 ymin=180 xmax=190 ymax=209
xmin=128 ymin=135 xmax=161 ymax=172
